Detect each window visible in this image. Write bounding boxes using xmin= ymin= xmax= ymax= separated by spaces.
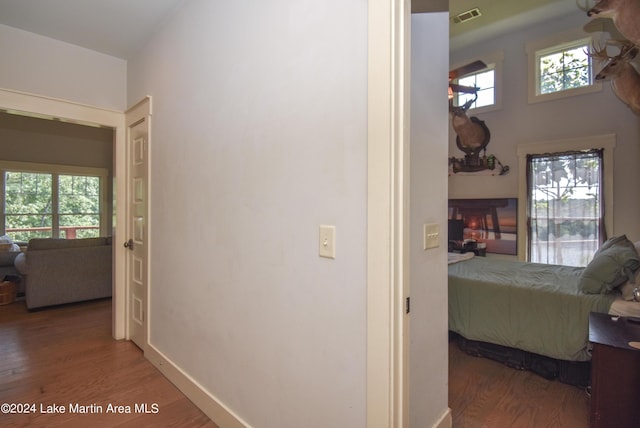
xmin=527 ymin=149 xmax=603 ymax=267
xmin=58 ymin=175 xmax=101 ymax=239
xmin=538 ymin=40 xmax=592 ymax=95
xmin=516 ymin=134 xmax=616 ymax=266
xmin=454 ymin=67 xmax=495 ymax=109
xmin=0 ymin=162 xmax=107 ymax=241
xmin=5 ymin=172 xmax=53 ymax=240
xmin=450 ymin=51 xmax=503 ymax=114
xmin=526 ymin=29 xmax=602 ymax=104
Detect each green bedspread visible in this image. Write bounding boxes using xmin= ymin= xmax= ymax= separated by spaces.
xmin=448 ymin=257 xmax=616 ymax=361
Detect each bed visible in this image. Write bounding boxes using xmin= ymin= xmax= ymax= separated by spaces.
xmin=448 ymin=236 xmax=640 ymax=371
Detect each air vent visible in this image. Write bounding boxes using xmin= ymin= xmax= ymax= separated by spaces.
xmin=453 ymin=8 xmax=482 ymax=24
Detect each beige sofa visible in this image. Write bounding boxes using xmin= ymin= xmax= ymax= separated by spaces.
xmin=14 ymin=237 xmax=112 ymax=309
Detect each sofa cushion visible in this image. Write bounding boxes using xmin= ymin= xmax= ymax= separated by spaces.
xmin=0 ymin=251 xmax=21 ymax=267
xmin=28 ymin=237 xmax=108 ymax=250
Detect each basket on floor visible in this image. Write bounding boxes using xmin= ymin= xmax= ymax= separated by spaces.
xmin=0 ymin=280 xmax=16 ymax=305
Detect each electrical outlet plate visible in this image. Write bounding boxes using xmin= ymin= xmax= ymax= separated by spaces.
xmin=319 ymin=225 xmax=336 ymax=259
xmin=423 ymin=223 xmax=439 ymax=250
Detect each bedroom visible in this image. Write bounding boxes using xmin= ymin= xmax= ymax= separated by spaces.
xmin=446 ymin=0 xmax=640 ymax=425
xmin=448 ymin=1 xmax=639 ymax=239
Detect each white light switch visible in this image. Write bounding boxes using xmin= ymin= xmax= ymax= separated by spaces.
xmin=423 ymin=223 xmax=439 ymax=250
xmin=319 ymin=225 xmax=336 ymax=259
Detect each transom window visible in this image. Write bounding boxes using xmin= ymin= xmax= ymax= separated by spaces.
xmin=450 ymin=51 xmax=503 ymax=114
xmin=0 ymin=162 xmax=107 ymax=241
xmin=454 ymin=67 xmax=496 ymax=110
xmin=526 ymin=31 xmax=601 ymax=104
xmin=537 ymin=39 xmax=592 ymax=95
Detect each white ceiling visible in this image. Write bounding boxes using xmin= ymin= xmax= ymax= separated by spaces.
xmin=0 ymin=0 xmax=185 ymax=60
xmin=450 ymin=0 xmax=581 ymax=50
xmin=0 ymin=0 xmax=579 ymax=59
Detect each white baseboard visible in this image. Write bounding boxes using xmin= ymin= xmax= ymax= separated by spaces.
xmin=433 ymin=407 xmax=452 ymax=428
xmin=146 ymin=342 xmax=452 ymax=428
xmin=145 ymin=344 xmax=251 ymax=428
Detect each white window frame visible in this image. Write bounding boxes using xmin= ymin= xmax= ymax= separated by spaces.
xmin=526 ymin=28 xmax=602 ymax=104
xmin=0 ymin=160 xmax=108 ymax=238
xmin=516 ymin=134 xmax=615 ymax=261
xmin=450 ymin=50 xmax=504 ymax=115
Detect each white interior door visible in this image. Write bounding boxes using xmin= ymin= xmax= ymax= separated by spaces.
xmin=125 ymin=98 xmax=151 ymax=351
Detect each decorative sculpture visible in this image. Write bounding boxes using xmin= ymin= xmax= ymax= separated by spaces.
xmin=590 ymin=41 xmax=640 ymax=115
xmin=449 ymin=98 xmax=509 ymax=175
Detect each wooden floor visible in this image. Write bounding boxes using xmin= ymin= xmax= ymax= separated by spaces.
xmin=0 ymin=297 xmax=592 ymax=428
xmin=0 ymin=298 xmax=218 ymax=428
xmin=449 ymin=339 xmax=590 ymax=428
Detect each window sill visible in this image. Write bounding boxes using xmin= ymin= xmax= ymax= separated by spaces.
xmin=528 ymin=83 xmax=602 ymax=105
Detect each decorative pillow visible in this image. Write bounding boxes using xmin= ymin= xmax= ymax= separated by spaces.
xmin=623 ymin=240 xmax=640 ymax=300
xmin=0 ymin=235 xmax=20 ymax=252
xmin=596 ymin=235 xmax=636 ymax=256
xmin=580 ymin=239 xmax=640 ymax=294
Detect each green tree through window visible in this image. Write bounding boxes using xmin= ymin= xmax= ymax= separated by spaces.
xmin=527 ymin=149 xmax=603 ymax=267
xmin=4 ymin=171 xmax=102 ymax=241
xmin=5 ymin=172 xmax=52 ymax=240
xmin=539 ymin=44 xmax=591 ymax=95
xmin=59 ymin=175 xmax=101 ymax=239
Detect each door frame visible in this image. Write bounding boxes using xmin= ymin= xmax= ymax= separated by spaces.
xmin=367 ymin=0 xmax=409 ymax=426
xmin=0 ymin=88 xmax=127 ymax=339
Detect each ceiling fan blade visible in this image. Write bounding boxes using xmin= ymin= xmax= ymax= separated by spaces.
xmin=449 ymin=60 xmax=487 ymax=80
xmin=449 ymin=83 xmax=479 ymax=94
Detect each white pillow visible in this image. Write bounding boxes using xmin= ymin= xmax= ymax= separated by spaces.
xmin=0 ymin=235 xmax=20 ymax=252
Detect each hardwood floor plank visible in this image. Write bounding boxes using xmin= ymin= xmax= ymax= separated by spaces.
xmin=0 ymin=299 xmax=218 ymax=428
xmin=3 ymin=296 xmax=592 ymax=427
xmin=449 ymin=340 xmax=590 ymax=428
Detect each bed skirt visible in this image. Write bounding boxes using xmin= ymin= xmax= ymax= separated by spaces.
xmin=450 ymin=331 xmax=591 ymax=388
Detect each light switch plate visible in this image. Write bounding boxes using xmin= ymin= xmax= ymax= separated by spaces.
xmin=423 ymin=223 xmax=439 ymax=250
xmin=319 ymin=225 xmax=336 ymax=259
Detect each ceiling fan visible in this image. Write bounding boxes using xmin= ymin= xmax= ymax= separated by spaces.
xmin=448 ymin=59 xmax=487 ymax=104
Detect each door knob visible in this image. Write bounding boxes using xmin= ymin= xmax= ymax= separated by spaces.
xmin=124 ymin=239 xmax=134 ymax=250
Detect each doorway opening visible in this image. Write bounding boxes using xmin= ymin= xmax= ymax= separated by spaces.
xmin=0 ymin=88 xmax=127 ymax=338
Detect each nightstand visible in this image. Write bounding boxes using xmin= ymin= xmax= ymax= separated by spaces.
xmin=588 ymin=312 xmax=640 ymax=428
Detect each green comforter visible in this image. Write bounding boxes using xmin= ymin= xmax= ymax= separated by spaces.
xmin=448 ymin=257 xmax=616 ymax=361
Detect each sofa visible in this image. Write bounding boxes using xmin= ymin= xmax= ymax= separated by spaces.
xmin=14 ymin=237 xmax=112 ymax=309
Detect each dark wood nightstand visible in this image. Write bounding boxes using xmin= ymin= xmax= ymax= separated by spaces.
xmin=588 ymin=312 xmax=640 ymax=428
